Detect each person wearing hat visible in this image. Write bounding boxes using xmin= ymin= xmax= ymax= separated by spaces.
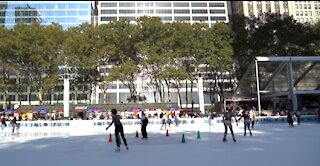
xmin=106 ymin=108 xmax=128 ymax=151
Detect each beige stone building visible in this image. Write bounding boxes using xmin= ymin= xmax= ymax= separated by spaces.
xmin=232 ymin=1 xmax=320 ymax=24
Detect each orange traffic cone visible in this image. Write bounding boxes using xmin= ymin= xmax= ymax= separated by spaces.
xmin=135 ymin=130 xmax=139 ymax=138
xmin=108 ymin=133 xmax=112 ymax=142
xmin=166 ymin=129 xmax=169 ymax=137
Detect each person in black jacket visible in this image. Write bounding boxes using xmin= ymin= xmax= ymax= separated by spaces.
xmin=11 ymin=117 xmax=17 ymax=134
xmin=141 ymin=112 xmax=149 ymax=139
xmin=287 ymin=111 xmax=294 ymax=127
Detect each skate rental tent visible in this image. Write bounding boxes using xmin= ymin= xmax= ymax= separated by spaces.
xmin=230 ymin=56 xmax=320 ymax=115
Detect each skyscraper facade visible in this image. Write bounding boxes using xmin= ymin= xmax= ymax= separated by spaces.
xmin=90 ymin=1 xmax=233 ymax=109
xmin=0 ymin=1 xmax=92 ymax=29
xmin=93 ymin=1 xmax=230 ymax=27
xmin=231 ymin=1 xmax=320 ymax=24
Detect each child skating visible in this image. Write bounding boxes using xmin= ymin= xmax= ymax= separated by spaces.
xmin=106 ymin=108 xmax=128 ymax=152
xmin=237 ymin=111 xmax=252 ymax=136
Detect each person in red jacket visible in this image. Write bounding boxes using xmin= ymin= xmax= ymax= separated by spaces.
xmin=237 ymin=111 xmax=252 ymax=136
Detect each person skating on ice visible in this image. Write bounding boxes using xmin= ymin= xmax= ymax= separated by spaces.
xmin=237 ymin=110 xmax=252 ymax=136
xmin=287 ymin=111 xmax=294 ymax=127
xmin=106 ymin=108 xmax=128 ymax=151
xmin=141 ymin=112 xmax=149 ymax=139
xmin=250 ymin=107 xmax=257 ymax=129
xmin=222 ymin=108 xmax=237 ymax=142
xmin=160 ymin=114 xmax=167 ymax=130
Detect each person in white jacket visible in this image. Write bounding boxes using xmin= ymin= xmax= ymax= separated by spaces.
xmin=250 ymin=107 xmax=257 ymax=129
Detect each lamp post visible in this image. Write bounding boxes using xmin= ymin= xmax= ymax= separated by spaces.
xmin=58 ymin=61 xmax=78 ymax=118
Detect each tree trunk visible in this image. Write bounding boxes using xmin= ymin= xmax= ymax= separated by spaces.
xmin=38 ymin=86 xmax=43 ymax=105
xmin=185 ymin=80 xmax=188 ymax=109
xmin=191 ymin=80 xmax=194 ymax=112
xmin=164 ymin=78 xmax=171 ymax=102
xmin=161 ymin=81 xmax=165 ymax=103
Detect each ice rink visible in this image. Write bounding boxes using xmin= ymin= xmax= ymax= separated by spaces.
xmin=0 ymin=122 xmax=319 ymax=166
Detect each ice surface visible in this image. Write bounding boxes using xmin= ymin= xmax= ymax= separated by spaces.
xmin=0 ymin=122 xmax=319 ymax=166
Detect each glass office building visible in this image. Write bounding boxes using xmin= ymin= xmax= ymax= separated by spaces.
xmin=0 ymin=1 xmax=92 ymax=29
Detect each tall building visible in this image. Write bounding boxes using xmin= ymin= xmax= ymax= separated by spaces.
xmin=291 ymin=1 xmax=320 ymax=23
xmin=93 ymin=1 xmax=229 ymax=27
xmin=232 ymin=1 xmax=320 ymax=24
xmin=0 ymin=1 xmax=93 ymax=108
xmin=0 ymin=1 xmax=92 ymax=29
xmin=90 ymin=1 xmax=233 ymax=110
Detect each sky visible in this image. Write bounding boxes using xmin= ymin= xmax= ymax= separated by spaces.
xmin=0 ymin=121 xmax=319 ymax=166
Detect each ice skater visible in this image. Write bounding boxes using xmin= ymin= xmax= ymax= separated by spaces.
xmin=1 ymin=115 xmax=6 ymax=130
xmin=106 ymin=108 xmax=128 ymax=151
xmin=287 ymin=111 xmax=294 ymax=127
xmin=294 ymin=111 xmax=301 ymax=125
xmin=237 ymin=111 xmax=252 ymax=136
xmin=11 ymin=116 xmax=17 ymax=134
xmin=160 ymin=114 xmax=167 ymax=130
xmin=250 ymin=107 xmax=256 ymax=129
xmin=141 ymin=112 xmax=148 ymax=139
xmin=223 ymin=108 xmax=237 ymax=142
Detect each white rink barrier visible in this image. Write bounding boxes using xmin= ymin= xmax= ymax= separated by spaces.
xmin=1 ymin=115 xmax=317 ymax=131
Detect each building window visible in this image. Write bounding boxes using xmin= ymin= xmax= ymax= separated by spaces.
xmin=119 ymin=17 xmax=135 ymax=21
xmin=300 ymin=11 xmax=303 ymax=16
xmin=119 ymin=10 xmax=135 ymax=14
xmin=305 ymin=11 xmax=308 ymax=16
xmin=192 ymin=9 xmax=208 ymax=14
xmin=193 ymin=16 xmax=208 ymax=21
xmin=119 ymin=2 xmax=135 ymax=7
xmin=155 ymin=9 xmax=172 ymax=14
xmin=309 ymin=11 xmax=312 ymax=16
xmin=107 ymin=84 xmax=117 ymax=89
xmin=315 ymin=4 xmax=318 ymax=9
xmin=304 ymin=4 xmax=307 ymax=9
xmin=209 ymin=3 xmax=224 ymax=7
xmin=174 ymin=16 xmax=190 ymax=21
xmin=101 ymin=3 xmax=117 ymax=7
xmin=137 ymin=9 xmax=154 ymax=14
xmin=191 ymin=3 xmax=207 ymax=7
xmin=174 ymin=9 xmax=190 ymax=14
xmin=160 ymin=16 xmax=172 ymax=21
xmin=137 ymin=2 xmax=153 ymax=7
xmin=299 ymin=4 xmax=302 ymax=9
xmin=101 ymin=17 xmax=117 ymax=21
xmin=210 ymin=16 xmax=226 ymax=21
xmin=210 ymin=9 xmax=225 ymax=14
xmin=308 ymin=4 xmax=311 ymax=9
xmin=155 ymin=2 xmax=171 ymax=7
xmin=296 ymin=11 xmax=299 ymax=16
xmin=295 ymin=4 xmax=298 ymax=9
xmin=101 ymin=10 xmax=117 ymax=14
xmin=173 ymin=2 xmax=189 ymax=7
